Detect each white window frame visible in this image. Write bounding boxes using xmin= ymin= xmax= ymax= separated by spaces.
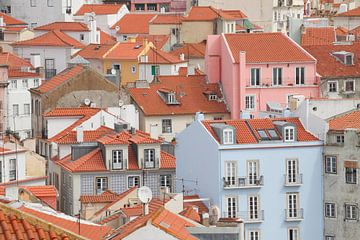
xmin=95 ymin=177 xmax=108 ymax=194
xmin=24 ymin=104 xmax=30 ymax=115
xmin=272 ymin=67 xmax=283 ymax=85
xmin=286 ymin=159 xmax=299 ymax=184
xmin=295 ymin=67 xmax=305 ymax=85
xmin=250 ymin=68 xmax=261 ymax=86
xmin=128 ymin=175 xmax=141 ymax=188
xmin=344 ymin=80 xmax=355 ymax=92
xmin=345 ymin=167 xmax=357 ymax=184
xmin=131 ymin=65 xmax=136 ymax=74
xmin=11 ymin=80 xmax=17 ymax=89
xmin=345 ymin=204 xmax=358 ymax=220
xmin=112 ymin=150 xmax=123 ymax=170
xmin=162 ymin=119 xmax=172 ymax=133
xmin=284 ymin=126 xmax=295 ymax=142
xmin=288 ymin=228 xmax=300 ymax=240
xmin=245 ymin=95 xmax=256 ymax=110
xmin=144 ymin=148 xmax=155 ymax=168
xmin=325 ymin=235 xmax=335 ymax=240
xmin=335 ymin=134 xmax=344 ymax=144
xmin=160 ymin=174 xmax=172 ymax=191
xmin=286 ymin=193 xmax=300 ymax=219
xmin=47 ymin=0 xmax=53 ymax=7
xmin=30 ymin=0 xmax=36 ymax=7
xmin=325 ymin=156 xmax=337 ymax=174
xmin=248 ymin=195 xmax=260 ymax=220
xmin=9 ymin=159 xmax=16 ymax=181
xmin=225 ymin=196 xmax=237 ymax=218
xmin=325 ymin=202 xmax=336 ymax=218
xmin=248 ymin=230 xmax=260 ymax=240
xmin=223 ymin=129 xmax=234 ymax=144
xmin=247 ymin=160 xmax=259 ymax=185
xmin=328 ymin=81 xmax=338 ymax=93
xmin=225 ymin=161 xmax=237 ymax=186
xmin=34 ymin=78 xmax=39 ymax=87
xmin=22 ymin=79 xmax=28 ymax=88
xmin=13 ymin=104 xmax=19 ymax=117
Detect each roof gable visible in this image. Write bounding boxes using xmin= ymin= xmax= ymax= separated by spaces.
xmin=75 ymin=4 xmax=124 ymax=16
xmin=329 ymin=110 xmax=360 ymax=130
xmin=111 ymin=14 xmax=157 ymax=34
xmin=34 ymin=22 xmax=90 ymax=32
xmin=0 ymin=12 xmax=26 ymax=25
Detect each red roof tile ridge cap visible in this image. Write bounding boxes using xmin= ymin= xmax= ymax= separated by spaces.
xmin=102 ymin=42 xmax=121 ymax=58
xmin=52 ymin=30 xmax=82 ymax=47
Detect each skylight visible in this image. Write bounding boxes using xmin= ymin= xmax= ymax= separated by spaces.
xmin=257 ymin=130 xmax=269 ymax=140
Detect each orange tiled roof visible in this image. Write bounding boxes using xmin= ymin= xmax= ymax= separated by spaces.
xmin=58 ymin=148 xmax=107 ymax=173
xmin=75 ymin=44 xmax=115 ymax=59
xmin=12 ymin=30 xmax=85 ymax=48
xmin=301 ymin=27 xmax=336 ymax=46
xmin=336 ymin=26 xmax=349 ymax=36
xmin=75 ymin=4 xmax=124 ymax=16
xmin=2 ymin=26 xmax=27 ymax=32
xmin=335 ymin=6 xmax=360 ymax=17
xmin=121 ymin=205 xmax=143 ymax=217
xmin=202 ymin=118 xmax=319 ymax=144
xmin=21 ymin=186 xmax=57 ymax=198
xmin=135 ymin=34 xmax=170 ymax=49
xmin=55 ymin=126 xmax=115 ymax=144
xmin=80 ymin=189 xmax=120 ymax=203
xmin=150 ymin=14 xmax=183 ymax=24
xmin=128 ymin=74 xmax=229 ymax=116
xmin=111 ymin=14 xmax=157 ymax=34
xmin=160 ymin=151 xmax=176 ymax=169
xmin=19 ymin=205 xmax=112 ymax=240
xmin=0 ymin=12 xmax=26 ymax=25
xmin=183 ymin=195 xmax=209 ymax=214
xmin=104 ymin=42 xmax=146 ymax=60
xmin=304 ymin=42 xmax=360 ymax=78
xmin=0 ymin=52 xmax=32 ymax=69
xmin=8 ymin=71 xmax=39 ymax=78
xmin=99 ymin=29 xmax=117 ymax=45
xmin=33 ymin=64 xmax=85 ymax=93
xmin=224 ymin=33 xmax=315 ymax=63
xmin=329 ymin=110 xmax=360 ymax=130
xmin=179 ymin=206 xmax=201 ymax=223
xmin=143 ymin=47 xmax=186 ymax=64
xmin=183 ymin=6 xmax=246 ymax=21
xmin=170 ymin=41 xmax=206 ymax=59
xmin=34 ymin=22 xmax=90 ymax=32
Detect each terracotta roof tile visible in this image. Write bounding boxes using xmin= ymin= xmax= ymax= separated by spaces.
xmin=183 ymin=195 xmax=209 ymax=214
xmin=33 ymin=64 xmax=85 ymax=93
xmin=75 ymin=44 xmax=115 ymax=59
xmin=128 ymin=74 xmax=228 ymax=116
xmin=336 ymin=26 xmax=349 ymax=36
xmin=225 ymin=33 xmax=315 ymax=63
xmin=97 ymin=131 xmax=131 ymax=145
xmin=99 ymin=29 xmax=117 ymax=45
xmin=179 ymin=206 xmax=201 ymax=223
xmin=170 ymin=41 xmax=206 ymax=59
xmin=8 ymin=71 xmax=39 ymax=78
xmin=21 ymin=186 xmax=57 ymax=198
xmin=104 ymin=42 xmax=146 ymax=60
xmin=121 ymin=205 xmax=143 ymax=217
xmin=304 ymin=42 xmax=360 ymax=78
xmin=143 ymin=47 xmax=186 ymax=64
xmin=12 ymin=30 xmax=85 ymax=48
xmin=301 ymin=27 xmax=336 ymax=46
xmin=183 ymin=6 xmax=246 ymax=21
xmin=0 ymin=52 xmax=33 ymax=69
xmin=329 ymin=110 xmax=360 ymax=130
xmin=135 ymin=34 xmax=170 ymax=49
xmin=2 ymin=26 xmax=27 ymax=32
xmin=150 ymin=14 xmax=183 ymax=24
xmin=55 ymin=126 xmax=115 ymax=144
xmin=80 ymin=189 xmax=120 ymax=203
xmin=0 ymin=12 xmax=26 ymax=25
xmin=335 ymin=6 xmax=360 ymax=17
xmin=75 ymin=4 xmax=124 ymax=16
xmin=34 ymin=22 xmax=90 ymax=32
xmin=111 ymin=14 xmax=157 ymax=34
xmin=160 ymin=151 xmax=176 ymax=169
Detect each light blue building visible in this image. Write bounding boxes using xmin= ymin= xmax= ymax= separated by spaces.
xmin=176 ymin=115 xmax=323 ymax=240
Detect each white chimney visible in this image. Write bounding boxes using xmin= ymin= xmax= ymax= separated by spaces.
xmin=0 ymin=17 xmax=4 ymax=27
xmin=76 ymin=126 xmax=84 ymax=142
xmin=30 ymin=54 xmax=41 ymax=68
xmin=144 ymin=203 xmax=149 ymax=215
xmin=179 ymin=53 xmax=185 ymax=61
xmin=85 ymin=12 xmax=98 ymax=44
xmin=195 ymin=112 xmax=205 ymax=121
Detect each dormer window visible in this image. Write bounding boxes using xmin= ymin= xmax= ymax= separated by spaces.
xmin=167 ymin=93 xmax=176 ymax=104
xmin=144 ymin=149 xmax=155 ymax=168
xmin=223 ymin=129 xmax=234 ymax=144
xmin=112 ymin=150 xmax=123 ymax=170
xmin=284 ymin=126 xmax=295 ymax=142
xmin=209 ymin=94 xmax=217 ymax=101
xmin=332 ymin=51 xmax=354 ymax=65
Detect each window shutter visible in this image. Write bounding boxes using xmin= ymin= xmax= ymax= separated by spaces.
xmin=151 ymin=66 xmax=156 ymax=75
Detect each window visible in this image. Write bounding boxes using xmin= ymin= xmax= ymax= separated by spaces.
xmin=30 ymin=0 xmax=36 ymax=7
xmin=295 ymin=67 xmax=305 ymax=85
xmin=325 ymin=156 xmax=337 ymax=174
xmin=325 ymin=236 xmax=335 ymax=240
xmin=249 ymin=196 xmax=260 ymax=220
xmin=147 ymin=3 xmax=157 ymax=11
xmin=247 ymin=160 xmax=259 ymax=185
xmin=345 ymin=167 xmax=357 ymax=184
xmin=286 ymin=193 xmax=300 ymax=219
xmin=288 ymin=228 xmax=299 ymax=240
xmin=248 ymin=230 xmax=260 ymax=240
xmin=284 ymin=126 xmax=295 ymax=142
xmin=328 ymin=81 xmax=337 ymax=92
xmin=226 ymin=197 xmax=237 ymax=218
xmin=223 ymin=129 xmax=234 ymax=144
xmin=273 ymin=68 xmax=282 ymax=85
xmin=245 ymin=95 xmax=255 ymax=110
xmin=11 ymin=80 xmax=17 ymax=89
xmin=345 ymin=80 xmax=355 ymax=92
xmin=151 ymin=65 xmax=160 ymax=76
xmin=250 ymin=68 xmax=260 ymax=86
xmin=95 ymin=177 xmax=107 ymax=194
xmin=0 ymin=30 xmax=4 ymax=41
xmin=209 ymin=94 xmax=217 ymax=101
xmin=257 ymin=130 xmax=269 ymax=140
xmin=34 ymin=78 xmax=39 ymax=87
xmin=325 ymin=202 xmax=336 ymax=218
xmin=335 ymin=135 xmax=344 ymax=144
xmin=144 ymin=149 xmax=155 ymax=168
xmin=225 ymin=162 xmax=236 ymax=186
xmin=162 ymin=119 xmax=172 ymax=133
xmin=30 ymin=23 xmax=37 ymax=28
xmin=345 ymin=204 xmax=358 ymax=220
xmin=112 ymin=150 xmax=123 ymax=169
xmin=47 ymin=0 xmax=53 ymax=7
xmin=268 ymin=129 xmax=280 ymax=139
xmin=13 ymin=104 xmax=19 ymax=117
xmin=123 ymin=35 xmax=128 ymax=41
xmin=79 ymin=34 xmax=85 ymax=41
xmin=22 ymin=79 xmax=28 ymax=88
xmin=128 ymin=176 xmax=140 ymax=188
xmin=131 ymin=65 xmax=136 ymax=74
xmin=160 ymin=175 xmax=172 ymax=192
xmin=45 ymin=59 xmax=56 ymax=79
xmin=286 ymin=159 xmax=299 ymax=184
xmin=24 ymin=104 xmax=30 ymax=115
xmin=9 ymin=159 xmax=16 ymax=181
xmin=167 ymin=93 xmax=177 ymax=104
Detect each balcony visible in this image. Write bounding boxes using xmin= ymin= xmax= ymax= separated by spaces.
xmin=223 ymin=176 xmax=264 ymax=189
xmin=45 ymin=69 xmax=57 ymax=79
xmin=285 ymin=208 xmax=304 ymax=221
xmin=223 ymin=210 xmax=264 ymax=223
xmin=284 ymin=174 xmax=303 ymax=186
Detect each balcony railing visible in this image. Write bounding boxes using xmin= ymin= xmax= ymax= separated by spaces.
xmin=284 ymin=174 xmax=303 ymax=186
xmin=223 ymin=176 xmax=264 ymax=188
xmin=45 ymin=69 xmax=57 ymax=79
xmin=223 ymin=210 xmax=264 ymax=222
xmin=285 ymin=208 xmax=304 ymax=221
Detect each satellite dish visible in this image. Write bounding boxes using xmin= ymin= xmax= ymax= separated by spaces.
xmin=111 ymin=68 xmax=117 ymax=75
xmin=118 ymin=99 xmax=124 ymax=107
xmin=84 ymin=98 xmax=91 ymax=106
xmin=138 ymin=186 xmax=152 ymax=204
xmin=115 ymin=26 xmax=120 ymax=31
xmin=209 ymin=205 xmax=220 ymax=225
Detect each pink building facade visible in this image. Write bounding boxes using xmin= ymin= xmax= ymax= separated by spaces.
xmin=206 ymin=33 xmax=320 ymax=119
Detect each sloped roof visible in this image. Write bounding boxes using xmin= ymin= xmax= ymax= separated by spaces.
xmin=135 ymin=34 xmax=170 ymax=49
xmin=0 ymin=52 xmax=33 ymax=69
xmin=301 ymin=27 xmax=336 ymax=46
xmin=329 ymin=110 xmax=360 ymax=130
xmin=111 ymin=14 xmax=157 ymax=34
xmin=143 ymin=47 xmax=186 ymax=64
xmin=150 ymin=14 xmax=183 ymax=24
xmin=0 ymin=12 xmax=26 ymax=25
xmin=21 ymin=186 xmax=57 ymax=197
xmin=183 ymin=195 xmax=209 ymax=214
xmin=183 ymin=6 xmax=246 ymax=21
xmin=304 ymin=42 xmax=360 ymax=78
xmin=99 ymin=29 xmax=117 ymax=45
xmin=128 ymin=74 xmax=228 ymax=116
xmin=55 ymin=126 xmax=115 ymax=144
xmin=224 ymin=33 xmax=315 ymax=63
xmin=179 ymin=206 xmax=201 ymax=223
xmin=75 ymin=4 xmax=124 ymax=16
xmin=12 ymin=30 xmax=84 ymax=48
xmin=202 ymin=118 xmax=319 ymax=144
xmin=170 ymin=41 xmax=206 ymax=59
xmin=335 ymin=6 xmax=360 ymax=17
xmin=103 ymin=42 xmax=146 ymax=60
xmin=34 ymin=22 xmax=90 ymax=32
xmin=75 ymin=44 xmax=115 ymax=59
xmin=80 ymin=189 xmax=120 ymax=203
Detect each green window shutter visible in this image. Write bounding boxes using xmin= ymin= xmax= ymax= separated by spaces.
xmin=151 ymin=65 xmax=156 ymax=75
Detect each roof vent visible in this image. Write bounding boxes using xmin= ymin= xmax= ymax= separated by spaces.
xmin=134 ymin=44 xmax=142 ymax=49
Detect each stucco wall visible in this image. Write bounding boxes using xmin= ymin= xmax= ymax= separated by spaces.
xmin=180 ymin=21 xmax=214 ymax=43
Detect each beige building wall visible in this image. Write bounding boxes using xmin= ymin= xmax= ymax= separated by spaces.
xmin=25 ymin=151 xmax=46 ymax=177
xmin=149 ymin=24 xmax=178 ymax=35
xmin=180 ymin=21 xmax=213 ymax=43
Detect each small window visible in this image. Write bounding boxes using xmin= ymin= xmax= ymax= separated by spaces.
xmin=131 ymin=65 xmax=136 ymax=74
xmin=128 ymin=176 xmax=140 ymax=188
xmin=325 ymin=156 xmax=337 ymax=174
xmin=345 ymin=204 xmax=358 ymax=220
xmin=295 ymin=67 xmax=305 ymax=85
xmin=284 ymin=126 xmax=295 ymax=142
xmin=268 ymin=129 xmax=280 ymax=139
xmin=13 ymin=104 xmax=19 ymax=117
xmin=245 ymin=95 xmax=255 ymax=110
xmin=328 ymin=81 xmax=337 ymax=93
xmin=345 ymin=167 xmax=357 ymax=184
xmin=273 ymin=68 xmax=282 ymax=85
xmin=288 ymin=228 xmax=299 ymax=240
xmin=160 ymin=175 xmax=172 ymax=192
xmin=335 ymin=135 xmax=344 ymax=144
xmin=248 ymin=230 xmax=260 ymax=240
xmin=9 ymin=159 xmax=16 ymax=181
xmin=257 ymin=130 xmax=269 ymax=140
xmin=112 ymin=150 xmax=123 ymax=169
xmin=223 ymin=129 xmax=234 ymax=144
xmin=167 ymin=93 xmax=177 ymax=104
xmin=345 ymin=80 xmax=355 ymax=92
xmin=34 ymin=78 xmax=39 ymax=87
xmin=0 ymin=30 xmax=4 ymax=41
xmin=325 ymin=202 xmax=336 ymax=218
xmin=144 ymin=149 xmax=155 ymax=168
xmin=123 ymin=35 xmax=128 ymax=41
xmin=345 ymin=54 xmax=353 ymax=65
xmin=11 ymin=80 xmax=17 ymax=89
xmin=95 ymin=177 xmax=108 ymax=194
xmin=22 ymin=79 xmax=28 ymax=88
xmin=209 ymin=94 xmax=217 ymax=101
xmin=80 ymin=34 xmax=84 ymax=41
xmin=325 ymin=236 xmax=335 ymax=240
xmin=250 ymin=68 xmax=260 ymax=86
xmin=47 ymin=0 xmax=53 ymax=7
xmin=24 ymin=104 xmax=30 ymax=115
xmin=30 ymin=0 xmax=36 ymax=7
xmin=162 ymin=119 xmax=172 ymax=133
xmin=151 ymin=65 xmax=160 ymax=76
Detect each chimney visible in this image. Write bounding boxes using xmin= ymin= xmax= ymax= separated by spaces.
xmin=0 ymin=17 xmax=4 ymax=27
xmin=144 ymin=203 xmax=149 ymax=215
xmin=201 ymin=213 xmax=210 ymax=227
xmin=76 ymin=126 xmax=84 ymax=143
xmin=195 ymin=112 xmax=204 ymax=121
xmin=179 ymin=53 xmax=185 ymax=61
xmin=85 ymin=12 xmax=98 ymax=44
